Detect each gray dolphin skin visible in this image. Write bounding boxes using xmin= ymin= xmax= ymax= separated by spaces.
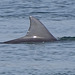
xmin=3 ymin=16 xmax=57 ymax=44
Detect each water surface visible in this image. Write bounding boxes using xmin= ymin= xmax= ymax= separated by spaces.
xmin=0 ymin=0 xmax=75 ymax=75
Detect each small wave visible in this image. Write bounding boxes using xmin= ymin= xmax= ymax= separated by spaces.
xmin=0 ymin=42 xmax=4 ymax=44
xmin=59 ymin=36 xmax=75 ymax=41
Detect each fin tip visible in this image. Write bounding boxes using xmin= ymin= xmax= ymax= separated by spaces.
xmin=29 ymin=16 xmax=33 ymax=19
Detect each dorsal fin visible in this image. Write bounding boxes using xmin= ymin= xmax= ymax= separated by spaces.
xmin=3 ymin=16 xmax=57 ymax=44
xmin=26 ymin=16 xmax=56 ymax=41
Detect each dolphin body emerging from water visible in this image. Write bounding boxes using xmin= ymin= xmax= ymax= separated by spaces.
xmin=2 ymin=16 xmax=57 ymax=44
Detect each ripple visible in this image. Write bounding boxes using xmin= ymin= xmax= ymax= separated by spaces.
xmin=0 ymin=0 xmax=75 ymax=20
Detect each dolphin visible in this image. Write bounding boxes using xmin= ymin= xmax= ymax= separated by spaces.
xmin=2 ymin=16 xmax=57 ymax=44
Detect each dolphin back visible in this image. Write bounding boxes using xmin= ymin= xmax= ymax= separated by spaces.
xmin=2 ymin=16 xmax=57 ymax=44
